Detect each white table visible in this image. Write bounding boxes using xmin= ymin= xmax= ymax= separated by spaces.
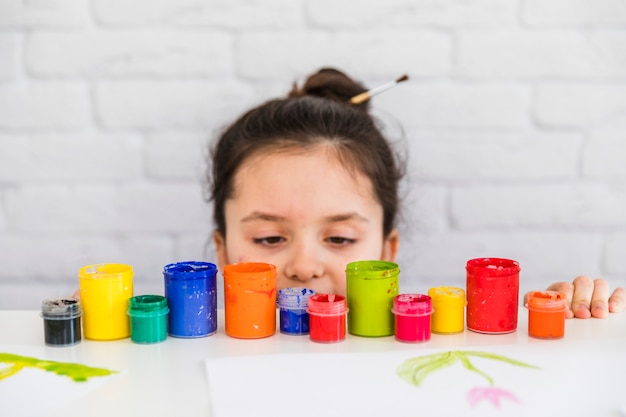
xmin=1 ymin=309 xmax=625 ymax=417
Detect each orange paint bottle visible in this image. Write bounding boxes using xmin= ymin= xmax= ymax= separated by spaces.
xmin=525 ymin=290 xmax=567 ymax=339
xmin=223 ymin=262 xmax=277 ymax=339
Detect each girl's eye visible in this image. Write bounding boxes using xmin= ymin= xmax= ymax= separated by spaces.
xmin=253 ymin=236 xmax=285 ymax=246
xmin=326 ymin=237 xmax=356 ymax=246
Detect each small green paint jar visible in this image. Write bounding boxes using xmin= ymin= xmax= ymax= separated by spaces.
xmin=128 ymin=295 xmax=169 ymax=344
xmin=346 ymin=260 xmax=400 ymax=337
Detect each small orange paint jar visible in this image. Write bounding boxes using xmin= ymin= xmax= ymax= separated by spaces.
xmin=525 ymin=290 xmax=567 ymax=339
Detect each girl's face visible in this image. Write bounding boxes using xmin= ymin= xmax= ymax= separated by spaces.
xmin=213 ymin=145 xmax=399 ymax=296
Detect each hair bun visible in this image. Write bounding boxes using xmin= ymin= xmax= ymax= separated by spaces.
xmin=288 ymin=67 xmax=369 ymax=111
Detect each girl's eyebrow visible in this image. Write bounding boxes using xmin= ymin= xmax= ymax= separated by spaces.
xmin=241 ymin=211 xmax=285 ymax=223
xmin=325 ymin=213 xmax=369 ymax=223
xmin=241 ymin=211 xmax=369 ymax=224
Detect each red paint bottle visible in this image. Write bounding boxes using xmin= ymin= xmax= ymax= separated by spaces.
xmin=466 ymin=257 xmax=520 ymax=334
xmin=307 ymin=294 xmax=348 ymax=343
xmin=392 ymin=294 xmax=433 ymax=343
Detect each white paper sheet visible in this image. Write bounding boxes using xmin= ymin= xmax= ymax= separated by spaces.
xmin=0 ymin=345 xmax=119 ymax=417
xmin=205 ymin=339 xmax=626 ymax=417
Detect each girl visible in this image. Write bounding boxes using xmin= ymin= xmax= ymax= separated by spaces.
xmin=208 ymin=67 xmax=625 ymax=319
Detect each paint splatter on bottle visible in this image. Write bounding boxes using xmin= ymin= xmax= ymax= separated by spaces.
xmin=466 ymin=258 xmax=519 ymax=334
xmin=164 ymin=261 xmax=217 ymax=338
xmin=278 ymin=287 xmax=315 ymax=335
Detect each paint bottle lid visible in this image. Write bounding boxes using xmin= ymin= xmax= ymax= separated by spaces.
xmin=392 ymin=294 xmax=433 ymax=316
xmin=307 ymin=294 xmax=348 ymax=316
xmin=128 ymin=295 xmax=169 ymax=316
xmin=525 ymin=291 xmax=567 ymax=312
xmin=345 ymin=260 xmax=400 ymax=279
xmin=466 ymin=258 xmax=520 ymax=277
xmin=79 ymin=263 xmax=133 ymax=280
xmin=223 ymin=262 xmax=276 ymax=279
xmin=163 ymin=261 xmax=217 ymax=280
xmin=278 ymin=287 xmax=315 ymax=309
xmin=41 ymin=298 xmax=82 ymax=320
xmin=428 ymin=286 xmax=466 ymax=307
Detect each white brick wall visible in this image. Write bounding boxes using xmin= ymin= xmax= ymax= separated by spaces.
xmin=1 ymin=0 xmax=625 ymax=309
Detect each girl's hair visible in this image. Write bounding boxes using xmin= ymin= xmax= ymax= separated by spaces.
xmin=209 ymin=67 xmax=405 ymax=238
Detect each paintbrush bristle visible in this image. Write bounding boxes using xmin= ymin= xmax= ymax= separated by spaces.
xmin=396 ymin=74 xmax=409 ymax=83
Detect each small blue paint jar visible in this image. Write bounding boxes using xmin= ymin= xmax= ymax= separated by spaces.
xmin=277 ymin=287 xmax=315 ymax=335
xmin=164 ymin=261 xmax=217 ymax=338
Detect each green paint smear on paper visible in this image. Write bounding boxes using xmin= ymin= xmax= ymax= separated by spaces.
xmin=397 ymin=350 xmax=539 ymax=387
xmin=0 ymin=353 xmax=117 ymax=382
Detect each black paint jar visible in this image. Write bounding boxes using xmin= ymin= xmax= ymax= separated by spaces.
xmin=41 ymin=298 xmax=82 ymax=346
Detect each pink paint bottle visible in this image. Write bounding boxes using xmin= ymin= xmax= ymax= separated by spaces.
xmin=466 ymin=257 xmax=520 ymax=334
xmin=307 ymin=294 xmax=348 ymax=343
xmin=392 ymin=294 xmax=433 ymax=343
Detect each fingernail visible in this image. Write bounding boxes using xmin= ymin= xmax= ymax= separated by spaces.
xmin=572 ymin=303 xmax=592 ymax=318
xmin=592 ymin=303 xmax=608 ymax=311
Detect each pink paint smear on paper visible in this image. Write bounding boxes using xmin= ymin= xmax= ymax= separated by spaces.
xmin=467 ymin=386 xmax=520 ymax=408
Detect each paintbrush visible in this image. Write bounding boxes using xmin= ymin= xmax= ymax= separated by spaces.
xmin=349 ymin=74 xmax=409 ymax=104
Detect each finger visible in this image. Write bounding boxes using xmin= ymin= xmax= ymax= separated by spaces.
xmin=72 ymin=289 xmax=81 ymax=300
xmin=570 ymin=275 xmax=594 ymax=319
xmin=590 ymin=278 xmax=609 ymax=318
xmin=609 ymin=287 xmax=626 ymax=313
xmin=546 ymin=281 xmax=575 ymax=319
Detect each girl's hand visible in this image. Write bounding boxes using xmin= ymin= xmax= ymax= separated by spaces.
xmin=544 ymin=276 xmax=626 ymax=319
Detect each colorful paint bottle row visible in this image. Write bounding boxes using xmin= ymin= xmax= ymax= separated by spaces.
xmin=41 ymin=257 xmax=566 ymax=346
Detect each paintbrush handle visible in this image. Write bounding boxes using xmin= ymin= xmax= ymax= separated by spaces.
xmin=349 ymin=79 xmax=404 ymax=104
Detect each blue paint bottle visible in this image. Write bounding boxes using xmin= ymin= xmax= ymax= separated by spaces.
xmin=277 ymin=287 xmax=315 ymax=335
xmin=163 ymin=261 xmax=217 ymax=338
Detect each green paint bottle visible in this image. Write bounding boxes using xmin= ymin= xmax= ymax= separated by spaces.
xmin=346 ymin=260 xmax=400 ymax=337
xmin=128 ymin=295 xmax=169 ymax=344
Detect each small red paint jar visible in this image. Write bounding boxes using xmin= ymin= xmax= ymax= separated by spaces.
xmin=466 ymin=258 xmax=520 ymax=334
xmin=526 ymin=290 xmax=567 ymax=339
xmin=392 ymin=294 xmax=433 ymax=343
xmin=307 ymin=294 xmax=348 ymax=343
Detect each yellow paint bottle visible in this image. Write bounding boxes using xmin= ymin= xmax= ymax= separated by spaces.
xmin=79 ymin=263 xmax=134 ymax=340
xmin=428 ymin=286 xmax=466 ymax=334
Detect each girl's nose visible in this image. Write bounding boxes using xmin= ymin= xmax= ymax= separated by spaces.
xmin=283 ymin=242 xmax=324 ymax=284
